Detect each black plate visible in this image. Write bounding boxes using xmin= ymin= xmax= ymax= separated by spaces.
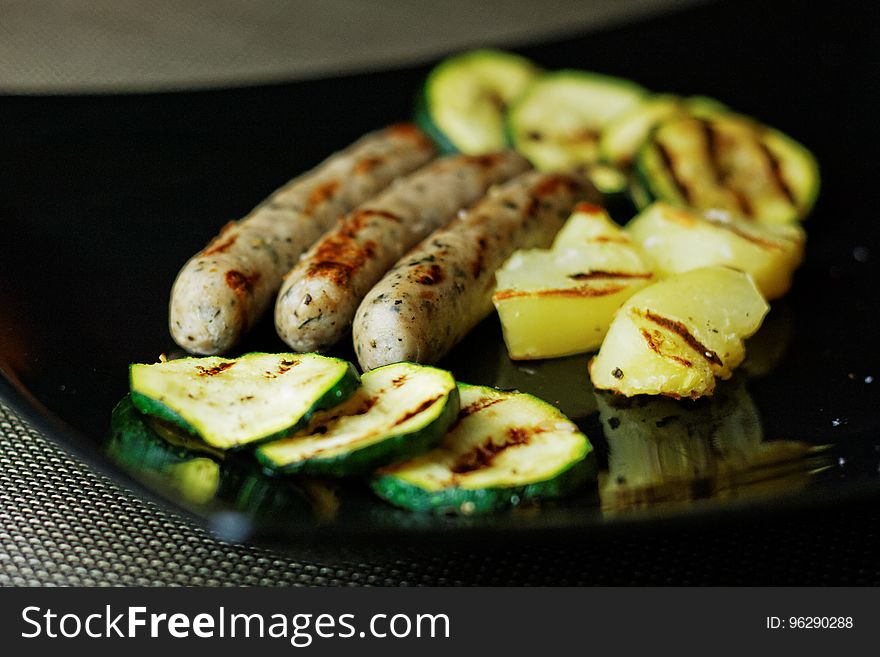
xmin=2 ymin=0 xmax=880 ymax=546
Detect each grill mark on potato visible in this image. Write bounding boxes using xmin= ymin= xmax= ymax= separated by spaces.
xmin=392 ymin=394 xmax=443 ymax=426
xmin=640 ymin=328 xmax=694 ymax=368
xmin=637 ymin=309 xmax=722 ymax=367
xmin=698 ymin=214 xmax=790 ymax=251
xmin=450 ymin=426 xmax=532 ymax=474
xmin=758 ymin=139 xmax=799 ymax=208
xmin=195 ymin=362 xmax=235 ymax=376
xmin=655 ymin=140 xmax=692 ymax=204
xmin=202 ymin=222 xmax=238 ymax=255
xmin=568 ymin=270 xmax=653 ymax=281
xmin=493 ymin=284 xmax=628 ymax=300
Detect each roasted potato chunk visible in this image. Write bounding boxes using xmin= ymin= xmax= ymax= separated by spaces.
xmin=493 ymin=203 xmax=653 ymax=359
xmin=626 ymin=202 xmax=805 ymax=299
xmin=589 ymin=266 xmax=768 ymax=399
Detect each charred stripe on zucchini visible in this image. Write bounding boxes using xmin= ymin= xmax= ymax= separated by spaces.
xmin=256 ymin=362 xmax=459 ymax=476
xmin=129 ymin=353 xmax=359 ymax=450
xmin=371 ymin=384 xmax=594 ymax=514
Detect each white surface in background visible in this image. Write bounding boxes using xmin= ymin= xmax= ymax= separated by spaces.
xmin=0 ymin=0 xmax=705 ymax=93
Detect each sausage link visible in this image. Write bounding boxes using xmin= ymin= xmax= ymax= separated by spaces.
xmin=275 ymin=151 xmax=531 ymax=352
xmin=353 ymin=170 xmax=597 ymax=370
xmin=169 ymin=124 xmax=434 ymax=355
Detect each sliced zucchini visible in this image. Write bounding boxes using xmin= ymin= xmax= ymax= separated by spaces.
xmin=415 ymin=49 xmax=539 ymax=154
xmin=636 ymin=114 xmax=819 ymax=223
xmin=257 ymin=362 xmax=459 ymax=476
xmin=372 ymin=384 xmax=594 ymax=514
xmin=599 ymin=94 xmax=727 ymax=169
xmin=130 ymin=352 xmax=359 ymax=450
xmin=507 ymin=70 xmax=646 ymax=171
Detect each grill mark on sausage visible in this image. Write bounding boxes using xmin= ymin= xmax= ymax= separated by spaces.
xmin=389 ymin=123 xmax=433 ymax=147
xmin=224 ymin=269 xmax=260 ymax=294
xmin=573 ymin=201 xmax=604 ymax=214
xmin=305 ymin=180 xmax=340 ymax=212
xmin=354 ymin=156 xmax=384 ymax=175
xmin=202 ymin=222 xmax=238 ymax=256
xmin=655 ymin=140 xmax=693 ymax=204
xmin=195 ymin=362 xmax=235 ymax=376
xmin=494 ymin=284 xmax=628 ymax=300
xmin=308 ymin=209 xmax=402 ymax=285
xmin=392 ymin=394 xmax=443 ymax=426
xmin=637 ymin=309 xmax=722 ymax=367
xmin=415 ymin=263 xmax=445 ymax=285
xmin=640 ymin=329 xmax=694 ymax=368
xmin=450 ymin=426 xmax=532 ymax=474
xmin=471 ymin=237 xmax=488 ymax=279
xmin=758 ymin=139 xmax=799 ymax=208
xmin=568 ymin=270 xmax=653 ymax=281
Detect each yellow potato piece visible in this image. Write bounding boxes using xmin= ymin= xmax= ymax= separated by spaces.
xmin=494 ymin=204 xmax=653 ymax=359
xmin=626 ymin=202 xmax=805 ymax=299
xmin=589 ymin=266 xmax=769 ymax=399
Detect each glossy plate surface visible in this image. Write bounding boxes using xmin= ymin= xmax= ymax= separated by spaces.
xmin=2 ymin=0 xmax=879 ymax=545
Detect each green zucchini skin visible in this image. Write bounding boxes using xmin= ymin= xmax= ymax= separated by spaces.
xmin=371 ymin=384 xmax=595 ymax=514
xmin=129 ymin=353 xmax=360 ymax=452
xmin=256 ymin=362 xmax=460 ymax=477
xmin=415 ymin=48 xmax=539 ymax=155
xmin=414 ymin=90 xmax=460 ymax=155
xmin=371 ymin=454 xmax=595 ymax=514
xmin=258 ymin=384 xmax=460 ymax=477
xmin=108 ymin=395 xmax=312 ymax=516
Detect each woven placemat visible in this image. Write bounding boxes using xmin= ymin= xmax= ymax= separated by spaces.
xmin=2 ymin=400 xmax=879 ymax=586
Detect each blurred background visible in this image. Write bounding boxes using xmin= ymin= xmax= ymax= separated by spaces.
xmin=0 ymin=0 xmax=705 ymax=93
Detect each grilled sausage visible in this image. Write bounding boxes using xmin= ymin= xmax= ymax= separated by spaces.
xmin=275 ymin=151 xmax=531 ymax=353
xmin=353 ymin=170 xmax=596 ymax=370
xmin=169 ymin=124 xmax=435 ymax=355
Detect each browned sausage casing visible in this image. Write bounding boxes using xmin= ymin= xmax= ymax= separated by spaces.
xmin=353 ymin=170 xmax=597 ymax=370
xmin=169 ymin=124 xmax=435 ymax=355
xmin=275 ymin=151 xmax=531 ymax=353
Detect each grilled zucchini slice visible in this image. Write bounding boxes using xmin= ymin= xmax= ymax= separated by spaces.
xmin=256 ymin=362 xmax=459 ymax=476
xmin=415 ymin=49 xmax=539 ymax=154
xmin=372 ymin=384 xmax=594 ymax=514
xmin=130 ymin=352 xmax=358 ymax=450
xmin=636 ymin=114 xmax=819 ymax=223
xmin=507 ymin=70 xmax=646 ymax=171
xmin=599 ymin=94 xmax=727 ymax=169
